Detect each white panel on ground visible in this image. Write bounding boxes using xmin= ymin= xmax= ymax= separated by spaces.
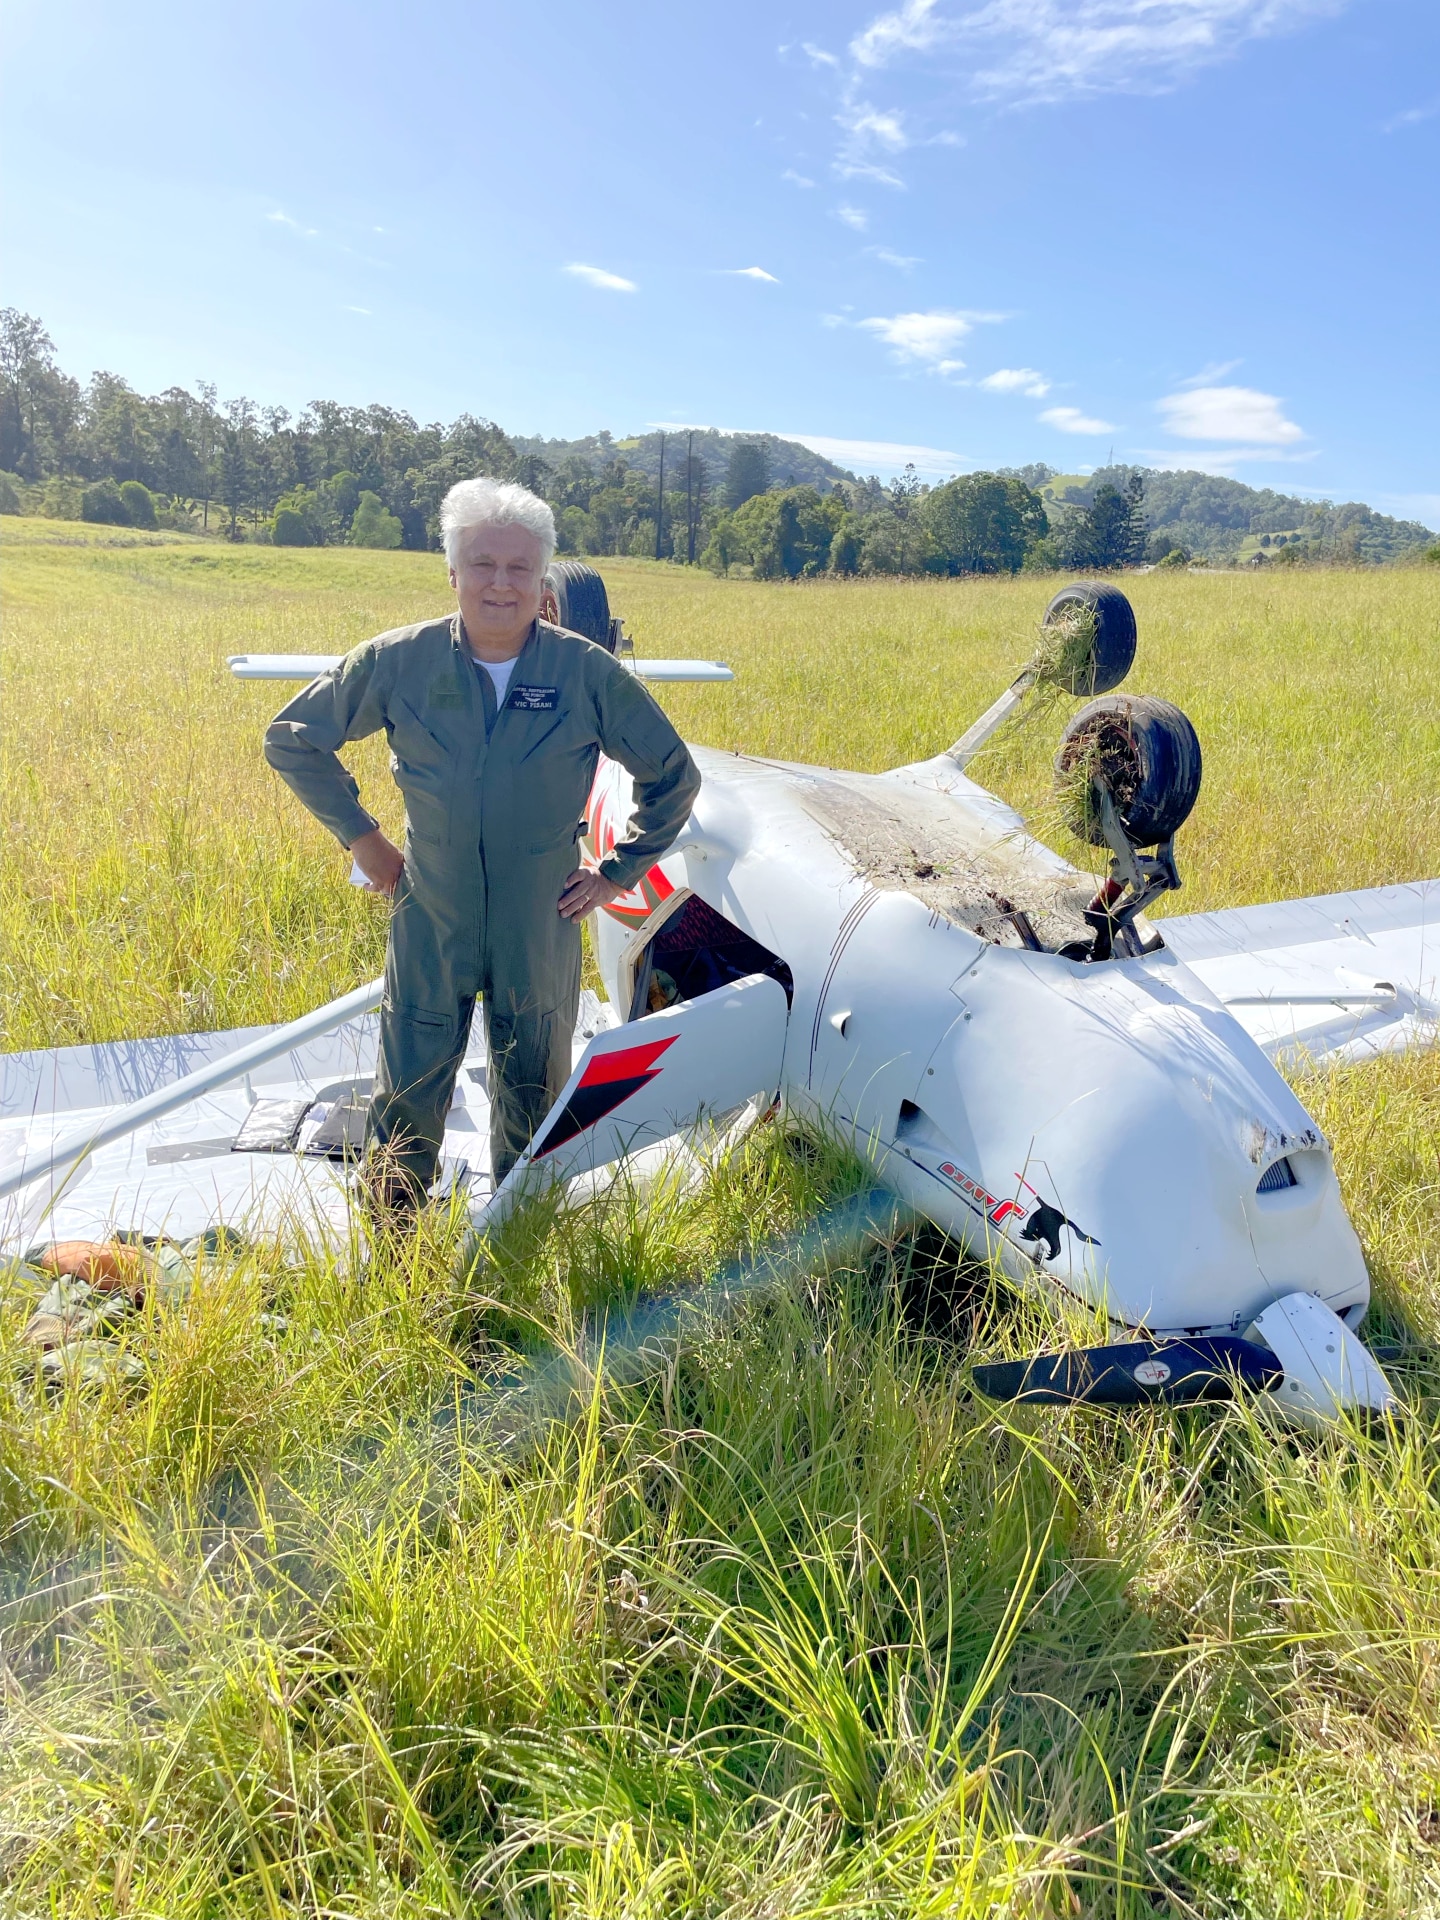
xmin=0 ymin=990 xmax=618 ymax=1252
xmin=1252 ymin=1291 xmax=1400 ymax=1423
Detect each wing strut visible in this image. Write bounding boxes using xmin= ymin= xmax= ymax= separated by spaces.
xmin=0 ymin=978 xmax=384 ymax=1213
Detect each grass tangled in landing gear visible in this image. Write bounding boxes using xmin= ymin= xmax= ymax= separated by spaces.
xmin=1028 ymin=600 xmax=1099 ymax=699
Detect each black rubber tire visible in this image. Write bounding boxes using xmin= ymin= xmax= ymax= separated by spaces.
xmin=542 ymin=560 xmax=616 ymax=651
xmin=1055 ymin=694 xmax=1203 ymax=848
xmin=1042 ymin=581 xmax=1137 ymax=695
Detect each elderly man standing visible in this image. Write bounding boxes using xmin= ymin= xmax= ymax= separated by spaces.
xmin=263 ymin=477 xmax=701 ymax=1213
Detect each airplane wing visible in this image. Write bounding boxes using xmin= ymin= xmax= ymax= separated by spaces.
xmin=227 ymin=654 xmax=733 ymax=683
xmin=0 ymin=988 xmax=617 ymax=1252
xmin=477 ymin=974 xmax=790 ymax=1232
xmin=1162 ymin=879 xmax=1440 ymax=1067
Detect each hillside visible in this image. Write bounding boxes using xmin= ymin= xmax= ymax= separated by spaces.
xmin=2 ymin=305 xmax=1431 ymax=567
xmin=509 ymin=426 xmax=855 ymax=495
xmin=1040 ymin=466 xmax=1435 ymax=563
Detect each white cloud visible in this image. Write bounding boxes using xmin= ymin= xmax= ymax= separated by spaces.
xmin=850 ymin=0 xmax=1343 ymax=104
xmin=981 ymin=366 xmax=1050 ymax=397
xmin=1135 ymin=446 xmax=1319 ymax=475
xmin=836 ymin=204 xmax=870 ymax=229
xmin=1383 ymin=97 xmax=1439 ymax=132
xmin=802 ymin=40 xmax=840 ymax=67
xmin=859 ymin=307 xmax=1000 ymax=369
xmin=838 ymin=102 xmax=909 ymax=148
xmin=782 ymin=168 xmax=816 ymax=187
xmin=785 ymin=432 xmax=968 ymax=478
xmin=343 ymin=305 xmax=371 ymax=315
xmin=1041 ymin=405 xmax=1115 ymax=434
xmin=1158 ymin=384 xmax=1303 ymax=443
xmin=833 ymin=160 xmax=906 ymax=186
xmin=268 ymin=209 xmax=317 ymax=236
xmin=564 ymin=262 xmax=638 ymax=292
xmin=852 ymin=0 xmax=946 ymax=67
xmin=869 ymin=246 xmax=921 ymax=267
xmin=723 ymin=266 xmax=781 ymax=282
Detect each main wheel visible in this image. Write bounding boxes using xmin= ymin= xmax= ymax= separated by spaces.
xmin=1042 ymin=581 xmax=1137 ymax=696
xmin=1055 ymin=694 xmax=1202 ymax=847
xmin=541 ymin=560 xmax=617 ymax=652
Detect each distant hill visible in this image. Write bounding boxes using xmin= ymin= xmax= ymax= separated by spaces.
xmin=1040 ymin=466 xmax=1435 ymax=563
xmin=509 ymin=427 xmax=855 ymax=495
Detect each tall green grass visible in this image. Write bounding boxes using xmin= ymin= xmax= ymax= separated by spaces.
xmin=4 ymin=527 xmax=1440 ymax=1915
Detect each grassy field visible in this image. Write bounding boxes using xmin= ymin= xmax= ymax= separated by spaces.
xmin=3 ymin=522 xmax=1440 ymax=1915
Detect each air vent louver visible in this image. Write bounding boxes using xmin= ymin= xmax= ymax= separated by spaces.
xmin=1256 ymin=1156 xmax=1298 ymax=1194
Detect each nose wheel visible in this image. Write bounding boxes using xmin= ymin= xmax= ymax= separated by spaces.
xmin=1054 ymin=694 xmax=1204 ymax=962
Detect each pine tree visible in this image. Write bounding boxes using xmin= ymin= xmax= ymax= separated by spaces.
xmin=1060 ymin=472 xmax=1146 ymax=570
xmin=723 ymin=440 xmax=770 ymax=511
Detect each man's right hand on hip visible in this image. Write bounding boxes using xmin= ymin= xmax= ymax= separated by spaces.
xmin=349 ymin=827 xmax=405 ymax=896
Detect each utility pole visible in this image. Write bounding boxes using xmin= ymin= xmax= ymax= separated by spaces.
xmin=685 ymin=430 xmax=695 ymax=565
xmin=655 ymin=431 xmax=665 ymax=561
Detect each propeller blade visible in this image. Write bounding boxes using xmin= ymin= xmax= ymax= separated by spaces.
xmin=972 ymin=1335 xmax=1283 ymax=1408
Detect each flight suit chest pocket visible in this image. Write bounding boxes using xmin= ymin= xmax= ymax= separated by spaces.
xmin=389 ymin=697 xmax=449 ymax=769
xmin=389 ymin=698 xmax=454 ymax=841
xmin=507 ymin=698 xmax=573 ymax=762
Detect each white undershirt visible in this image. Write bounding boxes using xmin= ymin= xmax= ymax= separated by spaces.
xmin=479 ymin=653 xmax=519 ymax=708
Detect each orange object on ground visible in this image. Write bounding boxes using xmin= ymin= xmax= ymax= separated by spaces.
xmin=33 ymin=1240 xmax=156 ymax=1299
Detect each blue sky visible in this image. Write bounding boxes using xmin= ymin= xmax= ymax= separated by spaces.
xmin=3 ymin=0 xmax=1437 ymax=520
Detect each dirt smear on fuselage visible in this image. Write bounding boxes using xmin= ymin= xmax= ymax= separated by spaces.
xmin=797 ymin=773 xmax=1094 ymax=951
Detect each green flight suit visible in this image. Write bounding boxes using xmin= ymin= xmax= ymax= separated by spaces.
xmin=263 ymin=613 xmax=700 ymax=1193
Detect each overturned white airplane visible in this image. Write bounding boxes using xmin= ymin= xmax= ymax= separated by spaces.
xmin=3 ymin=569 xmax=1434 ymax=1422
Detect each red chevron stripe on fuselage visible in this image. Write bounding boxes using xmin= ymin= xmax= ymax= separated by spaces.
xmin=531 ymin=1035 xmax=679 ymax=1157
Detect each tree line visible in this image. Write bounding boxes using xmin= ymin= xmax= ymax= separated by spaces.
xmin=12 ymin=305 xmax=1394 ymax=577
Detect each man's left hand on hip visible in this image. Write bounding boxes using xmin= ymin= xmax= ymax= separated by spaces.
xmin=558 ymin=868 xmax=623 ymax=921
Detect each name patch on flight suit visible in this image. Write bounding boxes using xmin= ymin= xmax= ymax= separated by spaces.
xmin=507 ymin=685 xmax=559 ymax=711
xmin=428 ymin=682 xmax=466 ymax=710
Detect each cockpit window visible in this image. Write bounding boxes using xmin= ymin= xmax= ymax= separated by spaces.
xmin=629 ymin=895 xmax=793 ymax=1020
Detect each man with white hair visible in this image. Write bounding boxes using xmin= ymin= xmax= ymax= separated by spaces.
xmin=263 ymin=476 xmax=700 ymax=1215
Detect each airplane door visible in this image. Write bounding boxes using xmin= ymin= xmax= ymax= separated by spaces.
xmin=478 ymin=973 xmax=789 ymax=1228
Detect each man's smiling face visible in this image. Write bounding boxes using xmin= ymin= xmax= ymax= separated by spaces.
xmin=450 ymin=521 xmax=546 ymax=658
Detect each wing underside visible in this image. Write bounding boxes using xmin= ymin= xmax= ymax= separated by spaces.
xmin=0 ymin=992 xmax=619 ymax=1252
xmin=1162 ymin=879 xmax=1440 ymax=1066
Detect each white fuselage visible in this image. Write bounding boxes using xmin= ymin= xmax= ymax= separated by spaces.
xmin=588 ymin=745 xmax=1369 ymax=1340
